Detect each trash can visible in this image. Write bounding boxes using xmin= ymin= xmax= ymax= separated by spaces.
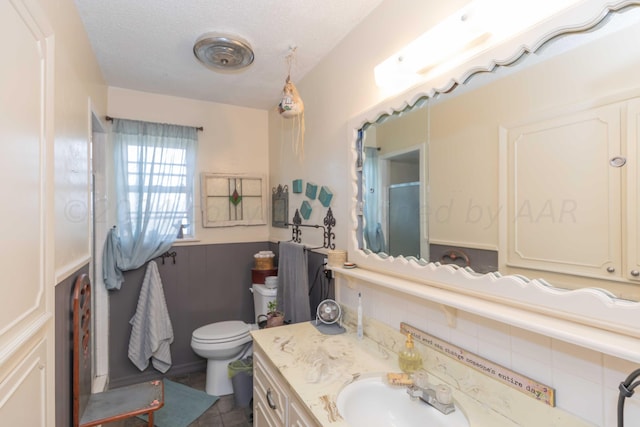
xmin=228 ymin=356 xmax=253 ymax=408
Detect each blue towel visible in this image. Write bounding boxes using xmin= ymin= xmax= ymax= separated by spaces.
xmin=277 ymin=242 xmax=311 ymax=324
xmin=102 ymin=227 xmax=124 ymax=290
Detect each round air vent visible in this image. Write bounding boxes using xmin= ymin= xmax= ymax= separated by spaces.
xmin=193 ymin=34 xmax=254 ymax=71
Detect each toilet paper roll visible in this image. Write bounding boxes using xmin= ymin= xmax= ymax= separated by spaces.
xmin=264 ymin=276 xmax=278 ymax=289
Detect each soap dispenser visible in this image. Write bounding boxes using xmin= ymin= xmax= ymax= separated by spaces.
xmin=399 ymin=333 xmax=423 ymax=373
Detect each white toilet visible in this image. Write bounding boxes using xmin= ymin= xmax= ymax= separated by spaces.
xmin=191 ymin=283 xmax=277 ymax=396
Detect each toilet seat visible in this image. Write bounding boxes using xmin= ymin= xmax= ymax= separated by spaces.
xmin=192 ymin=320 xmax=251 ymax=344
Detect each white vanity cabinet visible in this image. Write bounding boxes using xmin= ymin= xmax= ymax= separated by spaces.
xmin=253 ymin=346 xmax=318 ymax=427
xmin=502 ymin=97 xmax=640 ymax=282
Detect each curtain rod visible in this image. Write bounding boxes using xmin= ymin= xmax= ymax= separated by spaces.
xmin=105 ymin=115 xmax=203 ymax=131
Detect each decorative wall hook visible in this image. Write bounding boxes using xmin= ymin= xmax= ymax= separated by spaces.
xmin=159 ymin=251 xmax=177 ymax=265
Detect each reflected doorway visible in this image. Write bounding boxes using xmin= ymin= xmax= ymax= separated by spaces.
xmin=381 ymin=149 xmax=422 ymax=258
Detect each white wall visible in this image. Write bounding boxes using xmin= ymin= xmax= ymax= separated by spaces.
xmin=269 ymin=0 xmax=470 ymax=248
xmin=108 ymin=87 xmax=270 ymax=244
xmin=41 ymin=0 xmax=108 ymax=281
xmin=268 ymin=0 xmax=640 ymax=425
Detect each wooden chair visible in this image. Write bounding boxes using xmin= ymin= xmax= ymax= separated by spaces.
xmin=73 ymin=274 xmax=164 ymax=426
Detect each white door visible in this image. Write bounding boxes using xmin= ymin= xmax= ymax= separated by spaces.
xmin=0 ymin=1 xmax=55 ymax=425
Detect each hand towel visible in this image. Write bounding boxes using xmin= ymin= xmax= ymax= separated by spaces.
xmin=277 ymin=242 xmax=311 ymax=324
xmin=128 ymin=260 xmax=174 ymax=373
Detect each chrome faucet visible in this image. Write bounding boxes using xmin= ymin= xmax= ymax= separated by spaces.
xmin=406 ymin=382 xmax=456 ymax=415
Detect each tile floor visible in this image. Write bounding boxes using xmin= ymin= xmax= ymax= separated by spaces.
xmin=104 ymin=371 xmax=253 ymax=427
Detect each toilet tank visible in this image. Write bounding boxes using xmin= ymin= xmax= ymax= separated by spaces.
xmin=251 ymin=284 xmax=277 ymax=323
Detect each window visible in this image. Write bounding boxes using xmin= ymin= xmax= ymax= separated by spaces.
xmin=113 ymin=119 xmax=198 ymax=247
xmin=126 ymin=144 xmax=194 ymax=238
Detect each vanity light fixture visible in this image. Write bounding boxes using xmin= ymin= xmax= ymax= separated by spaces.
xmin=374 ymin=3 xmax=489 ymax=93
xmin=374 ymin=0 xmax=582 ymax=93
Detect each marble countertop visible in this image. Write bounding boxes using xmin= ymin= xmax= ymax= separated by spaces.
xmin=251 ymin=321 xmax=513 ymax=427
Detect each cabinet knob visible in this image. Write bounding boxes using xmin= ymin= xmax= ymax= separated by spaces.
xmin=631 ymin=270 xmax=640 ymax=277
xmin=606 ymin=266 xmax=615 ymax=273
xmin=266 ymin=388 xmax=277 ymax=410
xmin=609 ymin=156 xmax=627 ymax=167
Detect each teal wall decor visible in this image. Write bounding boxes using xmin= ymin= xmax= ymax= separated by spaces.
xmin=300 ymin=200 xmax=312 ymax=219
xmin=319 ymin=186 xmax=333 ymax=207
xmin=305 ymin=182 xmax=318 ymax=200
xmin=292 ymin=179 xmax=303 ymax=193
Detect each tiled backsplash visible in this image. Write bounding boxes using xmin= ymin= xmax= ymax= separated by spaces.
xmin=337 ymin=278 xmax=640 ymax=427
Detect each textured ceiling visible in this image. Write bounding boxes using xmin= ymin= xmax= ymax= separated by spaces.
xmin=74 ymin=0 xmax=385 ymax=110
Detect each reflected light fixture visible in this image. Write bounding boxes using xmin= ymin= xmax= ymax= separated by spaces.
xmin=374 ymin=0 xmax=582 ymax=93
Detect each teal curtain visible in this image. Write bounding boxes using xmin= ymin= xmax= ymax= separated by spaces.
xmin=363 ymin=147 xmax=386 ymax=253
xmin=103 ymin=119 xmax=198 ymax=290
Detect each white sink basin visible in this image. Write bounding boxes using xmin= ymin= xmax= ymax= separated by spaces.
xmin=336 ymin=376 xmax=470 ymax=427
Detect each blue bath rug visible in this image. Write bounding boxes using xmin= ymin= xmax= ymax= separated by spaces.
xmin=138 ymin=379 xmax=218 ymax=427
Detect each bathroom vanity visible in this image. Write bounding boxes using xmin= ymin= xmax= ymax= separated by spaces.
xmin=251 ymin=322 xmax=538 ymax=427
xmin=253 ymin=346 xmax=317 ymax=427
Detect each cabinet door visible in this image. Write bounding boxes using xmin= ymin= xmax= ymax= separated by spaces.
xmin=289 ymin=399 xmax=318 ymax=427
xmin=253 ymin=350 xmax=287 ymax=426
xmin=503 ymin=104 xmax=622 ymax=278
xmin=254 ymin=399 xmax=282 ymax=427
xmin=626 ymin=98 xmax=640 ymax=281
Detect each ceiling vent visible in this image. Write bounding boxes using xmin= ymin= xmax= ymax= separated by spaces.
xmin=193 ymin=34 xmax=254 ymax=71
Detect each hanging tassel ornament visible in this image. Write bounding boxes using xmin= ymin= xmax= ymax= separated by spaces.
xmin=278 ymin=47 xmax=305 ymax=158
xmin=278 ymin=76 xmax=304 ymax=117
xmin=278 ymin=47 xmax=304 ymax=118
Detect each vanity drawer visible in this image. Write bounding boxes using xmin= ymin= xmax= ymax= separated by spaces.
xmin=254 ymin=350 xmax=288 ymax=426
xmin=289 ymin=398 xmax=316 ymax=427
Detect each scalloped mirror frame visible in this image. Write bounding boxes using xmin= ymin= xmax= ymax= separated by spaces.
xmin=345 ymin=0 xmax=640 ymax=362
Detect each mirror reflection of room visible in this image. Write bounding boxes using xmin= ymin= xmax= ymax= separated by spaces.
xmin=361 ymin=100 xmax=428 ymax=259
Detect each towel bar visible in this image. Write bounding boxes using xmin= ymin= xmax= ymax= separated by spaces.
xmin=284 ymin=207 xmax=336 ymax=250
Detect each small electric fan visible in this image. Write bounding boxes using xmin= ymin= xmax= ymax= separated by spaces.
xmin=312 ymin=299 xmax=346 ymax=334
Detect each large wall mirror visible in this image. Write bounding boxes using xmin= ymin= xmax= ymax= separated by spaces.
xmin=350 ymin=1 xmax=640 ymax=338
